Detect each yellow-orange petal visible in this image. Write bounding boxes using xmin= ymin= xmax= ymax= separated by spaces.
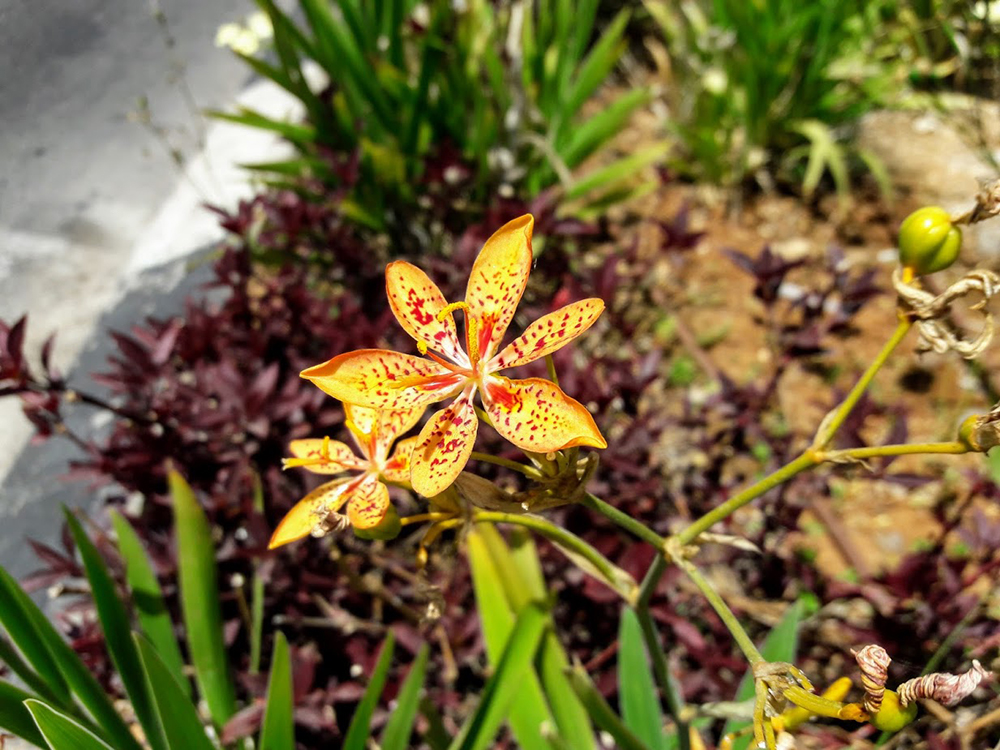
xmin=465 ymin=215 xmax=534 ymax=360
xmin=302 ymin=349 xmax=466 ymax=410
xmin=482 ymin=376 xmax=607 ymax=452
xmin=346 ymin=474 xmax=391 ymax=529
xmin=409 ymin=389 xmax=479 ymax=497
xmin=284 ymin=438 xmax=364 ymax=474
xmin=382 ymin=436 xmax=418 ymax=483
xmin=386 ymin=261 xmax=469 ymax=365
xmin=492 ymin=298 xmax=605 ymax=370
xmin=344 ymin=403 xmax=425 ymax=462
xmin=268 ymin=477 xmax=355 ymax=549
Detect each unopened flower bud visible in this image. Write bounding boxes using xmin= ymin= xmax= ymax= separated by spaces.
xmin=898 ymin=206 xmax=962 ymax=276
xmin=353 ymin=504 xmax=401 ymax=541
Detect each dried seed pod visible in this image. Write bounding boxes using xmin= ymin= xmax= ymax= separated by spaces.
xmin=897 ymin=661 xmax=990 ymax=707
xmin=853 ymin=644 xmax=891 ymax=714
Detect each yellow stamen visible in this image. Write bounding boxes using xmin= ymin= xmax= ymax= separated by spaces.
xmin=282 ymin=435 xmax=335 ymax=470
xmin=436 ymin=301 xmax=480 ymax=364
xmin=417 ymin=340 xmax=428 ymax=355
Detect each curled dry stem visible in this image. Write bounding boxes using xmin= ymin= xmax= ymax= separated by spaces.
xmin=893 ymin=266 xmax=1000 ymax=358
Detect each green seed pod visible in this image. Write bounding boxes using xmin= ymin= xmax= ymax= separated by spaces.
xmin=869 ymin=689 xmax=919 ymax=733
xmin=353 ymin=504 xmax=401 ymax=541
xmin=898 ymin=206 xmax=962 ymax=275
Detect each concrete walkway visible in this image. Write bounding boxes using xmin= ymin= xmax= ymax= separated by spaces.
xmin=0 ymin=1 xmax=305 ymax=580
xmin=0 ymin=0 xmax=302 ymax=485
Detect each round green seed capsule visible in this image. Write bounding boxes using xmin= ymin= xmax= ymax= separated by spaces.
xmin=869 ymin=690 xmax=919 ymax=733
xmin=898 ymin=206 xmax=962 ymax=275
xmin=353 ymin=504 xmax=402 ymax=541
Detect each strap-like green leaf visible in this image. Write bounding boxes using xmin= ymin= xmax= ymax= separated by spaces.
xmin=132 ymin=635 xmax=216 ymax=750
xmin=380 ymin=644 xmax=429 ymax=750
xmin=565 ymin=664 xmax=650 ymax=750
xmin=343 ymin=631 xmax=395 ymax=750
xmin=169 ymin=469 xmax=237 ymax=729
xmin=0 ymin=566 xmax=141 ymax=750
xmin=64 ymin=510 xmax=168 ymax=750
xmin=618 ymin=608 xmax=667 ymax=750
xmin=259 ymin=633 xmax=294 ymax=750
xmin=467 ymin=526 xmax=555 ymax=750
xmin=0 ymin=568 xmax=69 ymax=698
xmin=448 ymin=605 xmax=548 ymax=750
xmin=0 ymin=680 xmax=47 ymax=746
xmin=24 ymin=701 xmax=115 ymax=750
xmin=109 ymin=511 xmax=189 ymax=697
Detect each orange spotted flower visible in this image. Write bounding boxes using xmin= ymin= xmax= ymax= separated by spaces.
xmin=300 ymin=214 xmax=607 ymax=497
xmin=269 ymin=403 xmax=423 ymax=548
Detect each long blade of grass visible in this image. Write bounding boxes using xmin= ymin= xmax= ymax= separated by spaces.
xmin=169 ymin=468 xmax=237 ymax=729
xmin=565 ymin=142 xmax=670 ymax=200
xmin=503 ymin=529 xmax=596 ymax=750
xmin=64 ymin=511 xmax=168 ymax=750
xmin=560 ymin=88 xmax=650 ymax=168
xmin=721 ymin=599 xmax=805 ymax=750
xmin=0 ymin=566 xmax=141 ymax=750
xmin=109 ymin=511 xmax=189 ymax=698
xmin=0 ymin=681 xmax=47 ymax=747
xmin=0 ymin=634 xmax=67 ymax=711
xmin=619 ymin=608 xmax=667 ymax=750
xmin=206 ymin=108 xmax=317 ymax=146
xmin=133 ymin=635 xmax=216 ymax=750
xmin=0 ymin=570 xmax=69 ymax=699
xmin=343 ymin=631 xmax=395 ymax=750
xmin=249 ymin=475 xmax=266 ymax=676
xmin=561 ymin=10 xmax=629 ymax=123
xmin=467 ymin=527 xmax=555 ymax=750
xmin=24 ymin=701 xmax=115 ymax=750
xmin=565 ymin=664 xmax=651 ymax=750
xmin=380 ymin=644 xmax=429 ymax=750
xmin=448 ymin=604 xmax=548 ymax=750
xmin=259 ymin=632 xmax=294 ymax=750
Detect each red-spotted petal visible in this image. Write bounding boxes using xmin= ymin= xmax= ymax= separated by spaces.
xmin=344 ymin=403 xmax=425 ymax=462
xmin=410 ymin=389 xmax=479 ymax=497
xmin=268 ymin=477 xmax=355 ymax=548
xmin=465 ymin=214 xmax=534 ymax=360
xmin=382 ymin=436 xmax=418 ymax=483
xmin=302 ymin=349 xmax=467 ymax=410
xmin=492 ymin=298 xmax=605 ymax=370
xmin=283 ymin=438 xmax=364 ymax=474
xmin=386 ymin=261 xmax=469 ymax=365
xmin=346 ymin=474 xmax=391 ymax=529
xmin=482 ymin=376 xmax=607 ymax=452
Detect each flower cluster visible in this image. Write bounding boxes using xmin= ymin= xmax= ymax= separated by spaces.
xmin=274 ymin=215 xmax=606 ymax=544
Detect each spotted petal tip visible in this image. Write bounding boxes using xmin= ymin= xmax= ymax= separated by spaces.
xmin=466 ymin=214 xmax=534 ymax=360
xmin=493 ymin=297 xmax=605 ymax=370
xmin=268 ymin=478 xmax=351 ymax=549
xmin=301 ymin=349 xmax=463 ymax=411
xmin=483 ymin=376 xmax=607 ymax=452
xmin=385 ymin=261 xmax=466 ymax=364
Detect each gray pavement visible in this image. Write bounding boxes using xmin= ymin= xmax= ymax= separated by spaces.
xmin=0 ymin=0 xmax=303 ymax=482
xmin=0 ymin=0 xmax=305 ymax=580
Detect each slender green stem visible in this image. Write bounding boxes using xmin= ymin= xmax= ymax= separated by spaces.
xmin=545 ymin=353 xmax=560 ymax=386
xmin=819 ymin=441 xmax=969 ymax=462
xmin=634 ymin=554 xmax=690 ymax=750
xmin=676 ymin=452 xmax=817 ymax=546
xmin=472 ymin=510 xmax=635 ymax=600
xmin=813 ymin=317 xmax=911 ymax=449
xmin=470 ymin=451 xmax=546 ymax=479
xmin=676 ymin=557 xmax=763 ymax=667
xmin=580 ymin=493 xmax=665 ymax=548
